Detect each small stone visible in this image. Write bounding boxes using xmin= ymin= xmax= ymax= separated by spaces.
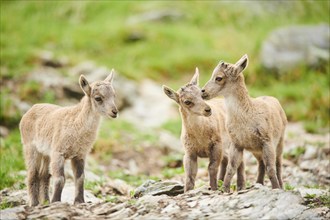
xmin=160 ymin=203 xmax=180 ymax=214
xmin=134 ymin=180 xmax=184 ymax=198
xmin=0 ymin=206 xmax=25 ymax=220
xmin=187 ymin=200 xmax=197 ymax=208
xmin=302 ymin=145 xmax=318 ymax=160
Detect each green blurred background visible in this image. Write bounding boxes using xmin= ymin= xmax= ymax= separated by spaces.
xmin=0 ymin=1 xmax=329 ymax=189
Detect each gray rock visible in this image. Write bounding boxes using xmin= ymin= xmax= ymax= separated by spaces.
xmin=134 ymin=180 xmax=184 ymax=198
xmin=2 ymin=183 xmax=326 ymax=219
xmin=60 ymin=182 xmax=102 ymax=204
xmin=0 ymin=189 xmax=28 ymax=207
xmin=13 ymin=96 xmax=31 ymax=115
xmin=260 ymin=24 xmax=329 ymax=71
xmin=283 ymin=166 xmax=319 ymax=187
xmin=38 ymin=50 xmax=69 ymax=68
xmin=158 ymin=131 xmax=183 ymax=153
xmin=26 ymin=61 xmax=138 ymax=111
xmin=0 ymin=126 xmax=9 ymax=137
xmin=29 ymin=68 xmax=74 ymax=100
xmin=121 ymin=79 xmax=178 ymax=128
xmin=0 ymin=206 xmax=25 ymax=220
xmin=302 ymin=144 xmax=319 ymax=160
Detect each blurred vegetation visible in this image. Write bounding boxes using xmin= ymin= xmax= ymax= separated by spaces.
xmin=284 ymin=146 xmax=306 ymax=163
xmin=0 ymin=1 xmax=329 ymax=189
xmin=93 ymin=119 xmax=159 ymax=160
xmin=108 ymin=170 xmax=159 ymax=188
xmin=304 ymin=193 xmax=330 ymax=208
xmin=0 ymin=130 xmax=25 ymax=189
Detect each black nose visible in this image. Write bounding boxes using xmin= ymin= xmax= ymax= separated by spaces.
xmin=201 ymin=89 xmax=205 ymax=93
xmin=112 ymin=110 xmax=118 ymax=115
xmin=205 ymin=107 xmax=211 ymax=113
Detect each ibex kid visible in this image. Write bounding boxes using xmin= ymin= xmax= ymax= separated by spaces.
xmin=202 ymin=55 xmax=287 ymax=192
xmin=20 ymin=70 xmax=118 ymax=206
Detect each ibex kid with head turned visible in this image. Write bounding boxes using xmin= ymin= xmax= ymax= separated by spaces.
xmin=163 ymin=68 xmax=245 ymax=192
xmin=202 ymin=55 xmax=287 ymax=192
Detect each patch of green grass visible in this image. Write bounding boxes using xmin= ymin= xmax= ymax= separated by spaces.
xmin=108 ymin=169 xmax=159 ymax=187
xmin=161 ymin=119 xmax=181 ymax=137
xmin=249 ymin=68 xmax=330 ymax=133
xmin=162 ymin=166 xmax=184 ymax=179
xmin=162 ymin=153 xmax=183 ymax=169
xmin=85 ymin=179 xmax=106 ymax=196
xmin=129 ymin=189 xmax=135 ymax=198
xmin=304 ymin=193 xmax=330 ymax=208
xmin=303 ymin=184 xmax=325 ymax=190
xmin=0 ymin=130 xmax=25 ymax=190
xmin=105 ymin=195 xmax=120 ymax=203
xmin=246 ymin=181 xmax=252 ymax=188
xmin=0 ymin=199 xmax=13 ymax=210
xmin=230 ymin=183 xmax=237 ymax=192
xmin=283 ymin=146 xmax=306 ymax=162
xmin=127 ymin=199 xmax=137 ymax=206
xmin=18 ymin=80 xmax=42 ymax=102
xmin=0 ymin=89 xmax=22 ymax=128
xmin=284 ymin=183 xmax=295 ymax=191
xmin=196 ymin=181 xmax=206 ymax=189
xmin=217 ymin=181 xmax=237 ymax=192
xmin=93 ymin=119 xmax=159 ymax=159
xmin=218 ymin=180 xmax=223 ymax=189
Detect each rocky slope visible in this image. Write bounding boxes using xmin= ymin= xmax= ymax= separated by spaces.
xmin=1 ymin=182 xmax=329 ymax=219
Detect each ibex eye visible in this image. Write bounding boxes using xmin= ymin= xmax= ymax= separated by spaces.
xmin=215 ymin=77 xmax=223 ymax=82
xmin=95 ymin=97 xmax=102 ymax=102
xmin=184 ymin=100 xmax=192 ymax=105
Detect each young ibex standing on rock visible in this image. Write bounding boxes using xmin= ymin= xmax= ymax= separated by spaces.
xmin=20 ymin=70 xmax=118 ymax=206
xmin=202 ymin=55 xmax=287 ymax=192
xmin=163 ymin=68 xmax=245 ymax=192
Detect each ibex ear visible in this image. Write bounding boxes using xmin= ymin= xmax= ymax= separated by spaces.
xmin=163 ymin=85 xmax=179 ymax=103
xmin=79 ymin=75 xmax=91 ymax=96
xmin=105 ymin=69 xmax=115 ymax=84
xmin=189 ymin=67 xmax=199 ymax=86
xmin=235 ymin=54 xmax=248 ymax=73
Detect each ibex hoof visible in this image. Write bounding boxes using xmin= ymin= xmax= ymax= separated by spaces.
xmin=74 ymin=198 xmax=85 ymax=204
xmin=223 ymin=185 xmax=230 ymax=193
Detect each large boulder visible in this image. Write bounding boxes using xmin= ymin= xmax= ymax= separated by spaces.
xmin=260 ymin=24 xmax=329 ymax=71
